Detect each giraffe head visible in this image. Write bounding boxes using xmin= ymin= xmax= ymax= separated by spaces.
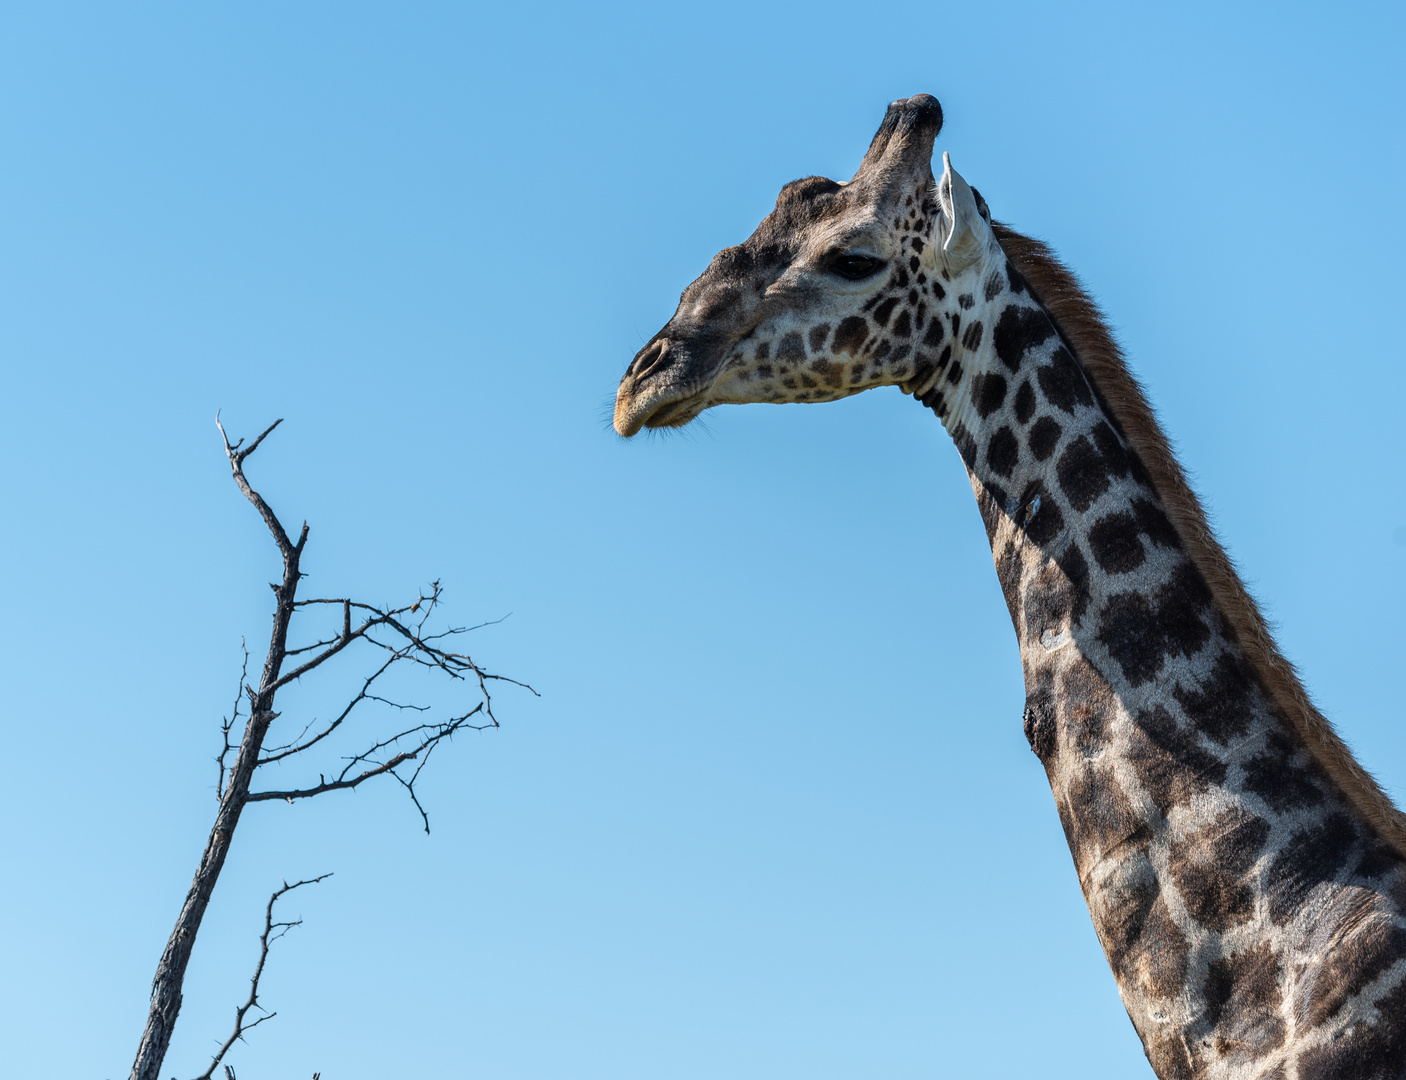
xmin=614 ymin=94 xmax=999 ymax=437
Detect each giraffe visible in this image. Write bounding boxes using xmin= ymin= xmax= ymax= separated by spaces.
xmin=612 ymin=95 xmax=1406 ymax=1079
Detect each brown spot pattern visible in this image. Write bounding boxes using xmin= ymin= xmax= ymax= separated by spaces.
xmin=1168 ymin=808 xmax=1270 ymax=931
xmin=1203 ymin=942 xmax=1286 ymax=1063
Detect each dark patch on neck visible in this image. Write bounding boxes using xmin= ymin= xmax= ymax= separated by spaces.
xmin=1173 ymin=649 xmax=1257 ymax=744
xmin=1202 ymin=942 xmax=1286 ymax=1059
xmin=1128 ymin=704 xmax=1229 ymax=813
xmin=1265 ymin=814 xmax=1356 ymax=925
xmin=1167 ymin=807 xmax=1270 ymax=931
xmin=1242 ymin=731 xmax=1328 ymax=813
xmin=1096 ymin=562 xmax=1212 ymax=687
xmin=1037 ymin=346 xmax=1095 ymax=414
xmin=993 ymin=305 xmax=1052 ymax=373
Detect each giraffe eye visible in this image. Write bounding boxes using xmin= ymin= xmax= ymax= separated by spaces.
xmin=829 ymin=253 xmax=883 ymax=281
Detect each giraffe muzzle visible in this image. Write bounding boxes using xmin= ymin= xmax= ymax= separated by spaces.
xmin=616 ymin=321 xmax=744 ymax=436
xmin=615 ymin=336 xmax=704 ymax=436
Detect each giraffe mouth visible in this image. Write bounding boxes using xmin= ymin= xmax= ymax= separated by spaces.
xmin=643 ymin=393 xmax=708 ymax=429
xmin=614 ymin=379 xmax=709 ymax=436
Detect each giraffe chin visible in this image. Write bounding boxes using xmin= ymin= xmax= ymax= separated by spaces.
xmin=642 ymin=396 xmax=708 ymax=430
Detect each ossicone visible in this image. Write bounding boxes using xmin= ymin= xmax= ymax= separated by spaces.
xmin=936 ymin=151 xmax=992 ymax=272
xmin=852 ymin=94 xmax=945 ymax=182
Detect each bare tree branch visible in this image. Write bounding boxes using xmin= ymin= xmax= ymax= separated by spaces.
xmin=193 ymin=874 xmax=332 ymax=1080
xmin=248 ymin=706 xmax=489 ymax=831
xmin=129 ymin=419 xmax=534 ymax=1080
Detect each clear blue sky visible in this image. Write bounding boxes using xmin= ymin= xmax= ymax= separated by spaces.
xmin=1 ymin=2 xmax=1402 ymax=1077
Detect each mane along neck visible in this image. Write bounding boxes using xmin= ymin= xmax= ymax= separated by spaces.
xmin=991 ymin=221 xmax=1406 ymax=858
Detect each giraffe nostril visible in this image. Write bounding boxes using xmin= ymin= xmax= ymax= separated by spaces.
xmin=631 ymin=339 xmax=672 ymax=382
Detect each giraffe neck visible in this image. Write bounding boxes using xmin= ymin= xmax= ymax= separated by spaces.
xmin=916 ymin=253 xmax=1406 ymax=1079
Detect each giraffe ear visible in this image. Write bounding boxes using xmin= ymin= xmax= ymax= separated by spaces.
xmin=936 ymin=152 xmax=991 ymax=272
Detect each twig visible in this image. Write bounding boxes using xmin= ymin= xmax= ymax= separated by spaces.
xmin=215 ymin=414 xmax=303 ymax=558
xmin=193 ymin=875 xmax=332 ymax=1080
xmin=216 ymin=643 xmax=251 ymax=801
